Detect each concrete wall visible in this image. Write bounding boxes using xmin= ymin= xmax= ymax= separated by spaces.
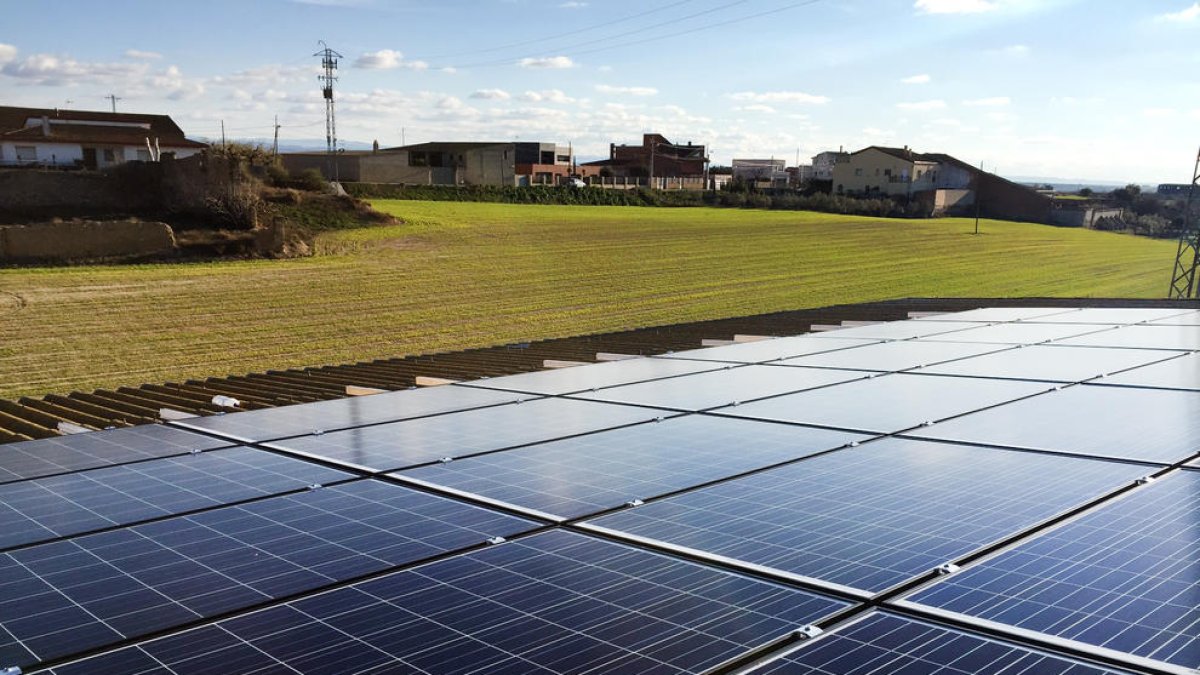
xmin=0 ymin=220 xmax=176 ymax=261
xmin=280 ymin=154 xmax=363 ymax=182
xmin=0 ymin=170 xmax=156 ymax=215
xmin=1049 ymin=206 xmax=1123 ymax=228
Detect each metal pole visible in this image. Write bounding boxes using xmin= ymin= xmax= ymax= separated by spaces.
xmin=974 ymin=161 xmax=983 ymax=235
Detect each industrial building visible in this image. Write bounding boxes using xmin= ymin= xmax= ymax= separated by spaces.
xmin=282 ymin=141 xmax=573 ymax=186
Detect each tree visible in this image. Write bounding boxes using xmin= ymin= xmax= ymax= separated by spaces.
xmin=1078 ymin=187 xmax=1094 ymax=197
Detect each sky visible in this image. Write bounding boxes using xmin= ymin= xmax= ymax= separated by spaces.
xmin=2 ymin=0 xmax=1199 ymax=183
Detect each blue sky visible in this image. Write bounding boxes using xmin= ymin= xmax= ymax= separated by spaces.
xmin=2 ymin=0 xmax=1199 ymax=182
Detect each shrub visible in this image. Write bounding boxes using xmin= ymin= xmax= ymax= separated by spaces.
xmin=294 ymin=168 xmax=328 ymax=192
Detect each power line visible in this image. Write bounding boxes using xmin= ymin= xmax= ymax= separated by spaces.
xmin=424 ymin=0 xmax=695 ymax=59
xmin=566 ymin=0 xmax=825 ymax=60
xmin=315 ymin=40 xmax=344 ymax=181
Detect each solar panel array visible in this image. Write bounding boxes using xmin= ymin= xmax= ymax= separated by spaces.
xmin=1 ymin=305 xmax=1197 ymax=674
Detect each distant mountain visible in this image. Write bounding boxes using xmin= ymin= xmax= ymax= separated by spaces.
xmin=1006 ymin=175 xmax=1155 ymax=193
xmin=192 ymin=136 xmax=376 ymax=153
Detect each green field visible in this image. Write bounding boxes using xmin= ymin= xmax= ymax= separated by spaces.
xmin=0 ymin=200 xmax=1176 ymax=399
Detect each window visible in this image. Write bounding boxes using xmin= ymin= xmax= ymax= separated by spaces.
xmin=409 ymin=152 xmax=429 ymax=167
xmin=102 ymin=149 xmax=116 ymax=162
xmin=854 ymin=168 xmax=863 ymax=176
xmin=136 ymin=149 xmax=151 ymax=161
xmin=556 ymin=154 xmax=570 ymax=163
xmin=15 ymin=146 xmax=36 ymax=162
xmin=883 ymin=169 xmax=892 ymax=177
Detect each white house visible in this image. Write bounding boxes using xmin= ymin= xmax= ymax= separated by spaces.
xmin=0 ymin=106 xmax=207 ymax=169
xmin=811 ymin=149 xmax=849 ymax=181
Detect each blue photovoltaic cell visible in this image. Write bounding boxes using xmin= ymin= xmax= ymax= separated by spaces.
xmin=1028 ymin=307 xmax=1196 ymax=324
xmin=0 ymin=479 xmax=537 ymax=668
xmin=655 ymin=335 xmax=877 ymax=364
xmin=395 ymin=415 xmax=867 ymax=520
xmin=750 ymin=611 xmax=1133 ymax=675
xmin=913 ymin=383 xmax=1200 ymax=464
xmin=1095 ymin=352 xmax=1200 ymax=392
xmin=913 ymin=307 xmax=1078 ymax=322
xmin=49 ymin=530 xmax=851 ymax=675
xmin=920 ymin=322 xmax=1117 ymax=345
xmin=715 ymin=373 xmax=1048 ymax=434
xmin=457 ymin=357 xmax=724 ymax=395
xmin=572 ymin=364 xmax=868 ymax=411
xmin=0 ymin=446 xmax=352 ymax=551
xmin=584 ymin=438 xmax=1148 ymax=595
xmin=803 ymin=320 xmax=982 ymax=341
xmin=0 ymin=424 xmax=230 ymax=484
xmin=265 ymin=397 xmax=668 ymax=472
xmin=907 ymin=470 xmax=1200 ymax=671
xmin=921 ymin=345 xmax=1178 ymax=383
xmin=777 ymin=340 xmax=1009 ymax=373
xmin=173 ymin=385 xmax=527 ymax=443
xmin=1055 ymin=324 xmax=1200 ymax=351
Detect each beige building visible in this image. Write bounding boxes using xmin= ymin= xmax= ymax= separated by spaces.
xmin=282 ymin=141 xmax=575 ymax=186
xmin=832 ymin=146 xmax=969 ymax=196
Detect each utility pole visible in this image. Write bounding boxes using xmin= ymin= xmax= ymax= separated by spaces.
xmin=401 ymin=127 xmax=406 ymax=147
xmin=104 ymin=94 xmax=122 ymax=113
xmin=272 ymin=115 xmax=280 ymax=159
xmin=314 ymin=40 xmax=344 ymax=181
xmin=974 ymin=161 xmax=983 ymax=235
xmin=220 ymin=120 xmax=226 ymax=150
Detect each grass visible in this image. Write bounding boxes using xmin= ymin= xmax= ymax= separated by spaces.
xmin=0 ymin=200 xmax=1177 ymax=399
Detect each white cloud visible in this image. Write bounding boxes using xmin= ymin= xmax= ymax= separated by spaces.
xmin=124 ymin=49 xmax=162 ymax=60
xmin=440 ymin=66 xmax=458 ymax=74
xmin=1142 ymin=107 xmax=1178 ymax=118
xmin=729 ymin=90 xmax=829 ymax=104
xmin=437 ymin=95 xmax=465 ymax=110
xmin=901 ymin=73 xmax=931 ymax=84
xmin=560 ymin=1 xmax=588 ymax=7
xmin=996 ymin=44 xmax=1030 ymax=56
xmin=1157 ymin=2 xmax=1200 ymax=22
xmin=470 ymin=88 xmax=511 ymax=100
xmin=862 ymin=127 xmax=894 ymax=137
xmin=520 ymin=89 xmax=574 ymax=103
xmin=735 ymin=104 xmax=776 ymax=114
xmin=915 ymin=0 xmax=997 ymax=13
xmin=0 ymin=43 xmax=15 ymax=65
xmin=963 ymin=96 xmax=1010 ymax=106
xmin=519 ymin=55 xmax=575 ymax=69
xmin=896 ymin=99 xmax=947 ymax=111
xmin=597 ymin=65 xmax=613 ymax=72
xmin=354 ymin=49 xmax=428 ymax=70
xmin=595 ymin=84 xmax=657 ymax=96
xmin=0 ymin=52 xmax=145 ymax=85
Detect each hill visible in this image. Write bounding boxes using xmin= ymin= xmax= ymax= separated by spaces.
xmin=0 ymin=200 xmax=1176 ymax=399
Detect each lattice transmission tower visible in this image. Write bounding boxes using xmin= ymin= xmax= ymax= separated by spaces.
xmin=314 ymin=41 xmax=343 ymax=181
xmin=1168 ymin=147 xmax=1200 ymax=299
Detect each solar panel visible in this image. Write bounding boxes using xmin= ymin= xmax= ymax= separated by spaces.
xmin=1055 ymin=324 xmax=1200 ymax=351
xmin=920 ymin=344 xmax=1179 ymax=383
xmin=581 ymin=437 xmax=1147 ymax=595
xmin=0 ymin=479 xmax=538 ymax=668
xmin=656 ymin=335 xmax=878 ymax=364
xmin=47 ymin=530 xmax=852 ymax=675
xmin=1149 ymin=310 xmax=1200 ymax=325
xmin=172 ymin=385 xmax=528 ymax=443
xmin=0 ymin=446 xmax=353 ymax=552
xmin=0 ymin=424 xmax=230 ymax=484
xmin=749 ymin=611 xmax=1134 ymax=675
xmin=920 ymin=322 xmax=1117 ymax=345
xmin=804 ymin=320 xmax=982 ymax=341
xmin=456 ymin=357 xmax=724 ymax=395
xmin=1088 ymin=352 xmax=1200 ymax=392
xmin=571 ymin=365 xmax=869 ymax=412
xmin=394 ymin=415 xmax=868 ymax=520
xmin=777 ymin=340 xmax=1008 ymax=373
xmin=264 ymin=398 xmax=670 ymax=473
xmin=902 ymin=470 xmax=1200 ymax=672
xmin=912 ymin=383 xmax=1200 ymax=464
xmin=912 ymin=307 xmax=1079 ymax=322
xmin=714 ymin=373 xmax=1049 ymax=434
xmin=1027 ymin=307 xmax=1196 ymax=324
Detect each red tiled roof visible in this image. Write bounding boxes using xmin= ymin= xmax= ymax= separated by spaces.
xmin=0 ymin=106 xmax=206 ymax=149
